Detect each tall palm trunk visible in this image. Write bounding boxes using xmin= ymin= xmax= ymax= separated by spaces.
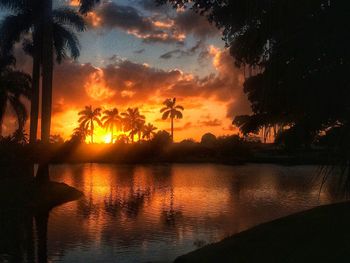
xmin=41 ymin=0 xmax=53 ymax=144
xmin=35 ymin=210 xmax=49 ymax=263
xmin=91 ymin=119 xmax=94 ymax=143
xmin=29 ymin=26 xmax=41 ymax=144
xmin=171 ymin=117 xmax=174 ymax=142
xmin=111 ymin=126 xmax=113 ymax=144
xmin=36 ymin=0 xmax=53 ymax=183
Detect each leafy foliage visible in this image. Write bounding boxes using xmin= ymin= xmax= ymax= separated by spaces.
xmin=121 ymin=108 xmax=145 ymax=143
xmin=0 ymin=3 xmax=86 ymax=63
xmin=0 ymin=62 xmax=31 ymax=135
xmin=160 ymin=0 xmax=350 ymax=191
xmin=102 ymin=108 xmax=122 ymax=143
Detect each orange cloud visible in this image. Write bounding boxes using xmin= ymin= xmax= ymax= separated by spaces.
xmin=86 ymin=12 xmax=102 ymax=27
xmin=85 ymin=69 xmax=116 ymax=101
xmin=48 ymin=45 xmax=251 ymax=141
xmin=68 ymin=0 xmax=80 ymax=7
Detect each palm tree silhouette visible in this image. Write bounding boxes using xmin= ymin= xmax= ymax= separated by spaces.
xmin=142 ymin=123 xmax=157 ymax=141
xmin=101 ymin=108 xmax=122 ymax=143
xmin=121 ymin=108 xmax=145 ymax=143
xmin=40 ymin=0 xmax=99 ymax=144
xmin=160 ymin=98 xmax=184 ymax=141
xmin=117 ymin=134 xmax=130 ymax=144
xmin=71 ymin=125 xmax=89 ymax=143
xmin=134 ymin=120 xmax=145 ymax=142
xmin=0 ymin=63 xmax=31 ymax=136
xmin=0 ymin=2 xmax=86 ymax=144
xmin=78 ymin=106 xmax=102 ymax=144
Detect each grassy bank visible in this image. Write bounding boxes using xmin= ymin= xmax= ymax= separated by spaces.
xmin=175 ymin=202 xmax=350 ymax=263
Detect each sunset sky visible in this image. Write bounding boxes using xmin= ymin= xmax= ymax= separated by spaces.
xmin=2 ymin=0 xmax=252 ymax=142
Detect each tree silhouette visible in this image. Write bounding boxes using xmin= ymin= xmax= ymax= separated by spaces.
xmin=101 ymin=108 xmax=122 ymax=144
xmin=117 ymin=134 xmax=130 ymax=144
xmin=78 ymin=106 xmax=102 ymax=144
xmin=0 ymin=63 xmax=31 ymax=136
xmin=142 ymin=123 xmax=157 ymax=141
xmin=11 ymin=128 xmax=28 ymax=144
xmin=160 ymin=98 xmax=184 ymax=141
xmin=50 ymin=134 xmax=64 ymax=144
xmin=121 ymin=108 xmax=145 ymax=143
xmin=134 ymin=120 xmax=145 ymax=142
xmin=71 ymin=125 xmax=89 ymax=143
xmin=40 ymin=0 xmax=100 ymax=145
xmin=0 ymin=1 xmax=86 ymax=143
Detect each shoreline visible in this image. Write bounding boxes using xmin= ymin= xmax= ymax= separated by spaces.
xmin=0 ymin=141 xmax=329 ymax=166
xmin=174 ymin=201 xmax=350 ymax=263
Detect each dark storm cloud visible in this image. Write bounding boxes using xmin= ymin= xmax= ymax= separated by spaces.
xmin=159 ymin=49 xmax=184 ymax=59
xmin=173 ymin=10 xmax=219 ymax=39
xmin=159 ymin=41 xmax=203 ymax=59
xmin=137 ymin=0 xmax=171 ymax=12
xmin=97 ymin=3 xmax=154 ymax=32
xmin=134 ymin=48 xmax=145 ymax=54
xmin=87 ymin=2 xmax=220 ymax=44
xmin=89 ymin=2 xmax=185 ymax=44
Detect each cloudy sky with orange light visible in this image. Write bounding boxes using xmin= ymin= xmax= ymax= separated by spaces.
xmin=2 ymin=0 xmax=252 ymax=142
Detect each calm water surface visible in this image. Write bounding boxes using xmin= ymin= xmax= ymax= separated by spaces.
xmin=36 ymin=163 xmax=336 ymax=263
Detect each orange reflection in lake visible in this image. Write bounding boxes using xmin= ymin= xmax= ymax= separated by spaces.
xmin=47 ymin=164 xmax=334 ymax=263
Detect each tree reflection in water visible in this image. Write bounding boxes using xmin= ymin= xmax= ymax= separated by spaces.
xmin=0 ymin=207 xmax=51 ymax=263
xmin=161 ymin=187 xmax=182 ymax=227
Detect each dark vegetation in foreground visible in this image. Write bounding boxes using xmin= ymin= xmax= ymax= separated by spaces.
xmin=0 ymin=132 xmax=330 ymax=165
xmin=175 ymin=201 xmax=350 ymax=263
xmin=0 ymin=164 xmax=82 ymax=262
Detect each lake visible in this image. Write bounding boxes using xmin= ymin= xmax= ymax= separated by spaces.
xmin=40 ymin=163 xmax=337 ymax=263
xmin=1 ymin=164 xmax=338 ymax=262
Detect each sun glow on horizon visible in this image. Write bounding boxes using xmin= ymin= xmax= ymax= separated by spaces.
xmin=103 ymin=134 xmax=112 ymax=144
xmin=50 ymin=101 xmax=238 ymax=143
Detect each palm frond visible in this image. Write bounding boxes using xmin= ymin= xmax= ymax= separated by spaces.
xmin=3 ymin=69 xmax=31 ymax=98
xmin=0 ymin=12 xmax=32 ymax=55
xmin=53 ymin=23 xmax=81 ymax=63
xmin=78 ymin=110 xmax=88 ymax=116
xmin=162 ymin=110 xmax=170 ymax=120
xmin=160 ymin=107 xmax=168 ymax=113
xmin=175 ymin=105 xmax=184 ymax=111
xmin=53 ymin=7 xmax=86 ymax=32
xmin=94 ymin=117 xmax=102 ymax=127
xmin=8 ymin=95 xmax=27 ymax=129
xmin=175 ymin=111 xmax=183 ymax=119
xmin=78 ymin=115 xmax=87 ymax=123
xmin=101 ymin=115 xmax=108 ymax=122
xmin=0 ymin=0 xmax=26 ymax=12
